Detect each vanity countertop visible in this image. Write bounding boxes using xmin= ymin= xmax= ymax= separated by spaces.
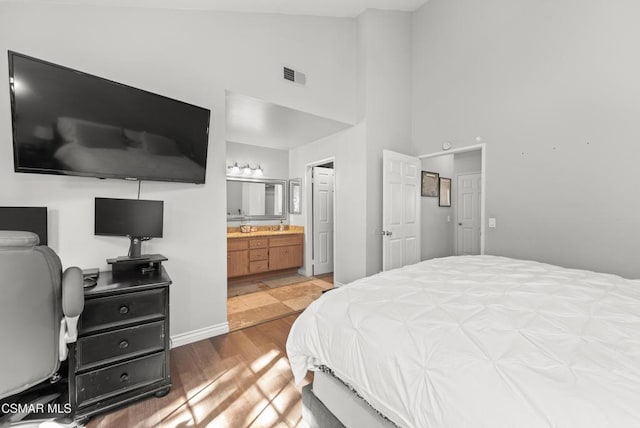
xmin=227 ymin=226 xmax=304 ymax=239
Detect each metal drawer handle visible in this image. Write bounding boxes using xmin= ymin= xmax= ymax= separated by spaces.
xmin=119 ymin=305 xmax=129 ymax=315
xmin=119 ymin=340 xmax=129 ymax=349
xmin=120 ymin=373 xmax=129 ymax=382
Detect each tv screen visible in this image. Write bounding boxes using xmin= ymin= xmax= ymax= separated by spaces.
xmin=8 ymin=51 xmax=211 ymax=184
xmin=95 ymin=198 xmax=163 ymax=238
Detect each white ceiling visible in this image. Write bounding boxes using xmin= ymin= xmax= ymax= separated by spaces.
xmin=1 ymin=0 xmax=427 ymax=17
xmin=226 ymin=92 xmax=351 ymax=150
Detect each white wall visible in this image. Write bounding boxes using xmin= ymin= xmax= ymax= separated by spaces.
xmin=357 ymin=10 xmax=414 ymax=276
xmin=412 ymin=0 xmax=640 ymax=278
xmin=453 ymin=151 xmax=482 ymax=177
xmin=289 ymin=125 xmax=367 ymax=285
xmin=226 ymin=142 xmax=289 ymax=180
xmin=0 ymin=3 xmax=358 ymax=338
xmin=420 ymin=155 xmax=454 ymax=260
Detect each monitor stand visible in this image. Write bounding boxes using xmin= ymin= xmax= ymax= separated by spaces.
xmin=107 ymin=254 xmax=168 ymax=278
xmin=110 ymin=237 xmax=151 ymax=263
xmin=114 ymin=254 xmax=150 ymax=262
xmin=129 ymin=236 xmax=144 ymax=259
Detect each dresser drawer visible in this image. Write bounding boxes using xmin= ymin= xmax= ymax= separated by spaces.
xmin=269 ymin=234 xmax=303 ymax=247
xmin=249 ymin=248 xmax=268 ymax=261
xmin=249 ymin=260 xmax=269 ymax=274
xmin=249 ymin=238 xmax=268 ymax=249
xmin=80 ymin=289 xmax=166 ymax=334
xmin=76 ymin=353 xmax=165 ymax=408
xmin=76 ymin=321 xmax=165 ymax=372
xmin=228 ymin=238 xmax=249 ymax=251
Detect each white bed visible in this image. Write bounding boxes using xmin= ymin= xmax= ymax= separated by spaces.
xmin=287 ymin=255 xmax=640 ymax=427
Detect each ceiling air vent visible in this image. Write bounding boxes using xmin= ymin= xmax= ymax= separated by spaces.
xmin=283 ymin=66 xmax=306 ymax=86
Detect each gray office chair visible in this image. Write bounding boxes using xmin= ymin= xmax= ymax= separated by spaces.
xmin=0 ymin=231 xmax=84 ymax=426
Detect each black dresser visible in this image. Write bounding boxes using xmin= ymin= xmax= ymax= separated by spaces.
xmin=70 ymin=261 xmax=172 ymax=422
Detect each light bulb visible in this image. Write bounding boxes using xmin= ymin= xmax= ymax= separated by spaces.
xmin=254 ymin=165 xmax=263 ymax=176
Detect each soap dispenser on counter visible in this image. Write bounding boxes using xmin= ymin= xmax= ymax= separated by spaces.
xmin=279 ymin=220 xmax=285 ymax=231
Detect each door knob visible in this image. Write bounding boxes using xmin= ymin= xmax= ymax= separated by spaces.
xmin=380 ymin=230 xmax=393 ymax=236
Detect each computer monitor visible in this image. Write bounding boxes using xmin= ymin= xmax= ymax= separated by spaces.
xmin=0 ymin=206 xmax=47 ymax=245
xmin=95 ymin=198 xmax=163 ymax=259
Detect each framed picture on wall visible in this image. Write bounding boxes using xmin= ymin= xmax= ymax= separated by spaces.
xmin=439 ymin=177 xmax=451 ymax=207
xmin=421 ymin=171 xmax=439 ymax=197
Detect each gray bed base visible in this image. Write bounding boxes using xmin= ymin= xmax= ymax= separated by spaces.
xmin=301 ymin=383 xmax=346 ymax=428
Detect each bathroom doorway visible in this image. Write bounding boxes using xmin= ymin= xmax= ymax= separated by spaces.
xmin=311 ymin=162 xmax=334 ymax=277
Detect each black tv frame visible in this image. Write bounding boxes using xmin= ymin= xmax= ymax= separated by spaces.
xmin=7 ymin=50 xmax=211 ymax=184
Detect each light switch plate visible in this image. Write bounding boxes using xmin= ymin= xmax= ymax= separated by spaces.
xmin=488 ymin=218 xmax=496 ymax=228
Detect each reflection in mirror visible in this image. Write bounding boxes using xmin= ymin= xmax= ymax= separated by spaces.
xmin=289 ymin=178 xmax=301 ymax=214
xmin=227 ymin=178 xmax=287 ymax=220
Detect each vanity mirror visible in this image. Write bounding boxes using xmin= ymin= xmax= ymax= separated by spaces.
xmin=289 ymin=178 xmax=301 ymax=214
xmin=227 ymin=178 xmax=287 ymax=221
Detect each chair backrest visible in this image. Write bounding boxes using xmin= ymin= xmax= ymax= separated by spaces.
xmin=0 ymin=231 xmax=63 ymax=400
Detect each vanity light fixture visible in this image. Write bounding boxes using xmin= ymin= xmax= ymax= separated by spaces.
xmin=227 ymin=162 xmax=265 ymax=176
xmin=227 ymin=162 xmax=240 ymax=174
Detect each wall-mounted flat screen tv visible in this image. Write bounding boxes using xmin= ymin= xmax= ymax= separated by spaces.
xmin=8 ymin=51 xmax=211 ymax=184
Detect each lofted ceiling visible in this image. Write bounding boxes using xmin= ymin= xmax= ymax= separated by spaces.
xmin=226 ymin=92 xmax=351 ymax=150
xmin=0 ymin=0 xmax=428 ymax=17
xmin=3 ymin=0 xmax=426 ymax=148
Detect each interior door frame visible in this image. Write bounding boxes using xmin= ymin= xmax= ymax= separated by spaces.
xmin=303 ymin=156 xmax=336 ymax=278
xmin=418 ymin=143 xmax=486 ymax=255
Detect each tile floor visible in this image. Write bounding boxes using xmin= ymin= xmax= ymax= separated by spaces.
xmin=227 ymin=273 xmax=333 ymax=332
xmin=228 ymin=272 xmax=311 ymax=297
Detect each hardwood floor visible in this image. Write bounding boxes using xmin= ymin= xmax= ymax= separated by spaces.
xmin=87 ymin=314 xmax=311 ymax=428
xmin=227 ymin=274 xmax=333 ymax=332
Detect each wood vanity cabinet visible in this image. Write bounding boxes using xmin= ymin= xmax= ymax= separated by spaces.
xmin=227 ymin=234 xmax=303 ymax=278
xmin=227 ymin=238 xmax=250 ymax=277
xmin=248 ymin=238 xmax=269 ymax=274
xmin=268 ymin=235 xmax=304 ymax=270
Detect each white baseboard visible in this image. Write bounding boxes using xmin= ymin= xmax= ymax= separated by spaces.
xmin=170 ymin=322 xmax=229 ymax=349
xmin=334 ymin=281 xmax=345 ymax=287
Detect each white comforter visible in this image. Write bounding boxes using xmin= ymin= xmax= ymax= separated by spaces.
xmin=287 ymin=256 xmax=640 ymax=427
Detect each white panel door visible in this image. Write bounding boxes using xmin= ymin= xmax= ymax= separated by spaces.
xmin=313 ymin=166 xmax=334 ymax=275
xmin=456 ymin=173 xmax=481 ymax=255
xmin=382 ymin=150 xmax=420 ymax=271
